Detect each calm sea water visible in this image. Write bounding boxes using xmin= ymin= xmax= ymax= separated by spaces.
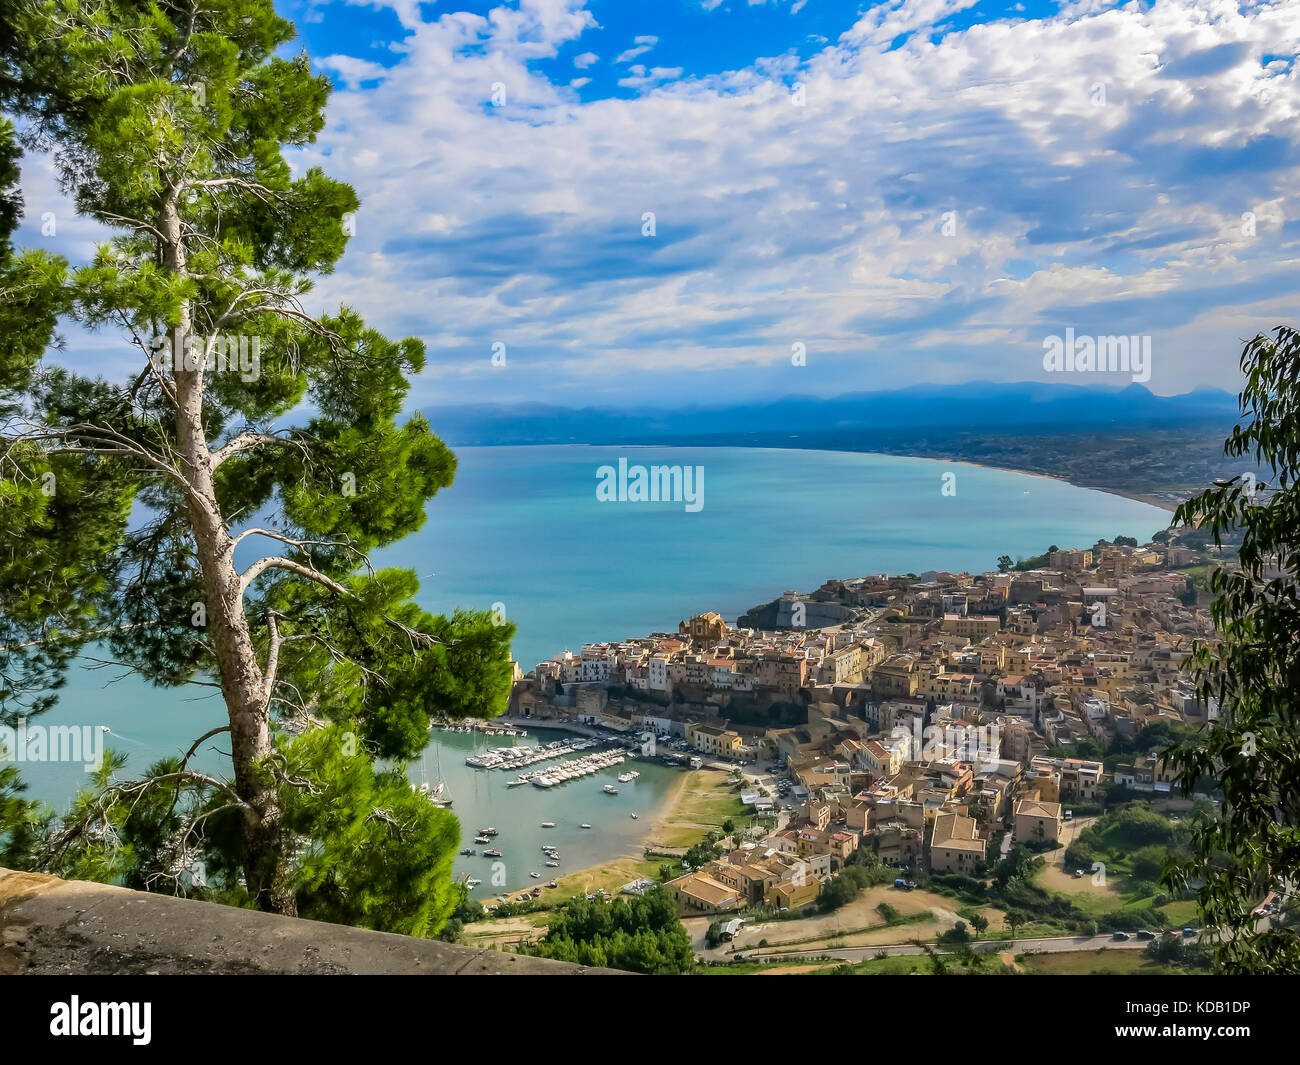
xmin=13 ymin=445 xmax=1169 ymax=888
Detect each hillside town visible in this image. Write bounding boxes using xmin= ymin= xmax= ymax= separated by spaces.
xmin=506 ymin=533 xmax=1222 ymax=917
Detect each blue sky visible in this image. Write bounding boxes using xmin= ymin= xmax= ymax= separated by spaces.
xmin=16 ymin=0 xmax=1300 ymax=408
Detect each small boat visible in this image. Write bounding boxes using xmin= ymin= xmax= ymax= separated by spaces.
xmin=580 ymin=823 xmax=593 ymax=830
xmin=630 ymin=813 xmax=638 ymax=819
xmin=459 ymin=848 xmax=474 ymax=856
xmin=541 ymin=821 xmax=556 ymax=828
xmin=617 ymin=773 xmax=634 ymax=783
xmin=473 ymin=836 xmax=490 ymax=845
xmin=603 ymin=784 xmax=618 ymax=795
xmin=478 ymin=827 xmax=499 ymax=837
xmin=482 ymin=848 xmax=502 ymax=858
xmin=466 ymin=878 xmax=481 ymax=887
xmin=530 ymin=871 xmax=541 ymax=878
xmin=546 ymin=860 xmax=560 ymax=867
xmin=548 ymin=880 xmax=559 ymax=888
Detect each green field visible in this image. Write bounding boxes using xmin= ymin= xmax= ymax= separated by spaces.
xmin=1020 ymin=949 xmax=1198 ymax=975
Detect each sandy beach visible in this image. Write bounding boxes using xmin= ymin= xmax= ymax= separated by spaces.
xmin=484 ymin=767 xmax=739 ymax=911
xmin=910 ymin=454 xmax=1179 ymax=514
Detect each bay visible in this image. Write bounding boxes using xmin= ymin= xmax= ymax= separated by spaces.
xmin=12 ymin=445 xmax=1171 ymax=889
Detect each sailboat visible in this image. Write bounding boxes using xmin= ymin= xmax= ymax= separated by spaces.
xmin=428 ymin=745 xmax=453 ymax=808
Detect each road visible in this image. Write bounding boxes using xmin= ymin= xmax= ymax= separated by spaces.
xmin=741 ymin=932 xmax=1184 ymax=963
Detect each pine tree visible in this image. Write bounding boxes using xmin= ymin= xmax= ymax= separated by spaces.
xmin=0 ymin=0 xmax=514 ymax=924
xmin=1164 ymin=326 xmax=1300 ymax=974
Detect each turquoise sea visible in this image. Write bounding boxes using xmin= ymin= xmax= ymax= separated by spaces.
xmin=11 ymin=445 xmax=1171 ymax=889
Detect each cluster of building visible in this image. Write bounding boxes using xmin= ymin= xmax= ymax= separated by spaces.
xmin=509 ymin=535 xmax=1218 ymax=915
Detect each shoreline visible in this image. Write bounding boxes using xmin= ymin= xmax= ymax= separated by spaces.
xmin=488 ymin=764 xmax=729 ymax=909
xmin=906 ymin=454 xmax=1179 ymax=514
xmin=457 ymin=441 xmax=1184 ymax=514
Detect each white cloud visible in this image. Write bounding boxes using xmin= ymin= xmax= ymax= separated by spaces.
xmin=615 ymin=35 xmax=659 ymax=63
xmin=18 ymin=0 xmax=1300 ymax=406
xmin=318 ymin=54 xmax=391 ymax=88
xmin=573 ymin=51 xmax=599 ymax=68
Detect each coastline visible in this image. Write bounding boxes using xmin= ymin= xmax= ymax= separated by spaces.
xmin=859 ymin=452 xmax=1180 ymax=515
xmin=461 ymin=440 xmax=1184 ymax=514
xmin=488 ymin=764 xmax=733 ymax=910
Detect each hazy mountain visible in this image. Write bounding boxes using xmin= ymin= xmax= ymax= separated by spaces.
xmin=424 ymin=382 xmax=1239 ymax=446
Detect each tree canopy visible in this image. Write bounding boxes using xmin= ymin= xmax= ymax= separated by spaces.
xmin=1164 ymin=326 xmax=1300 ymax=974
xmin=0 ymin=0 xmax=514 ymax=929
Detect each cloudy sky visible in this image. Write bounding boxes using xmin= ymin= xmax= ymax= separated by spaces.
xmin=16 ymin=0 xmax=1300 ymax=407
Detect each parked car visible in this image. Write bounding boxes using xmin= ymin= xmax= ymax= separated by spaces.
xmin=1112 ymin=931 xmax=1130 ymax=941
xmin=1136 ymin=930 xmax=1155 ymax=940
xmin=1072 ymin=869 xmax=1084 ymax=879
xmin=1064 ymin=810 xmax=1073 ymax=821
xmin=1182 ymin=927 xmax=1197 ymax=937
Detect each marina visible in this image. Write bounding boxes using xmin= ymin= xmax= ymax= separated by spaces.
xmin=401 ymin=724 xmax=688 ymax=894
xmin=530 ymin=748 xmax=628 ymax=788
xmin=464 ymin=736 xmax=601 ymax=771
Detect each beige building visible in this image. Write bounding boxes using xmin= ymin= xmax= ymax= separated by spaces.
xmin=665 ymin=872 xmax=743 ymax=914
xmin=1013 ymin=798 xmax=1063 ymax=844
xmin=929 ymin=813 xmax=987 ymax=873
xmin=686 ymin=721 xmax=743 ymax=757
xmin=678 ymin=611 xmax=729 ymax=643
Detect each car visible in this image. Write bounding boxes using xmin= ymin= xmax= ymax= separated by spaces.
xmin=1182 ymin=927 xmax=1197 ymax=937
xmin=1112 ymin=931 xmax=1130 ymax=941
xmin=1072 ymin=869 xmax=1084 ymax=879
xmin=1063 ymin=810 xmax=1073 ymax=821
xmin=1136 ymin=930 xmax=1155 ymax=940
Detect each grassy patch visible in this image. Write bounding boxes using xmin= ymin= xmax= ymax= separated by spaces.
xmin=1020 ymin=949 xmax=1198 ymax=975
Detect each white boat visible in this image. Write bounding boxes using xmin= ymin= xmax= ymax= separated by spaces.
xmin=467 ymin=878 xmax=481 ymax=887
xmin=580 ymin=823 xmax=592 ymax=829
xmin=603 ymin=784 xmax=618 ymax=795
xmin=530 ymin=871 xmax=541 ymax=878
xmin=631 ymin=813 xmax=638 ymax=819
xmin=617 ymin=773 xmax=634 ymax=783
xmin=546 ymin=860 xmax=560 ymax=867
xmin=541 ymin=821 xmax=556 ymax=828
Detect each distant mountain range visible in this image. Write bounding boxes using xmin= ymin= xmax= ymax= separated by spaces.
xmin=423 ymin=382 xmax=1239 ymax=447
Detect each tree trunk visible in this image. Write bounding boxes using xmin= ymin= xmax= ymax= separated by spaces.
xmin=160 ymin=194 xmax=296 ymax=916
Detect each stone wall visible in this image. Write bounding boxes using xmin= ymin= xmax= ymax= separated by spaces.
xmin=0 ymin=867 xmax=619 ymax=975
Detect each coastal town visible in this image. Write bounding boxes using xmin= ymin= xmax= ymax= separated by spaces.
xmin=481 ymin=527 xmax=1234 ymax=968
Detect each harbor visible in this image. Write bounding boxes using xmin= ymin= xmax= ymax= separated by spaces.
xmin=409 ymin=725 xmax=684 ymax=897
